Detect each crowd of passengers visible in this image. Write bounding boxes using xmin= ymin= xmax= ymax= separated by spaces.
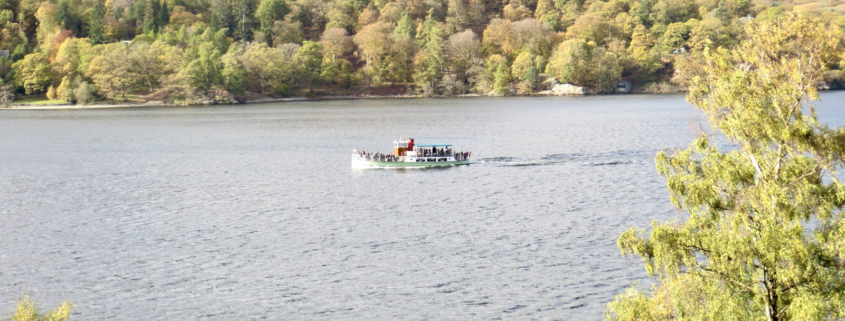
xmin=419 ymin=147 xmax=471 ymax=160
xmin=357 ymin=148 xmax=471 ymax=162
xmin=357 ymin=151 xmax=398 ymax=162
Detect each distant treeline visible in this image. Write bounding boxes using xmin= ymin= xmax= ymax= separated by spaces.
xmin=1 ymin=0 xmax=844 ymax=104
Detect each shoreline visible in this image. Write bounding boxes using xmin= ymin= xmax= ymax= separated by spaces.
xmin=0 ymin=92 xmax=680 ymax=110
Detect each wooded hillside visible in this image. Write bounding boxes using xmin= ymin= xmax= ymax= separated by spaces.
xmin=2 ymin=0 xmax=844 ymax=104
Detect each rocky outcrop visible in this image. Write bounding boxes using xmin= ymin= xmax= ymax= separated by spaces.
xmin=536 ymin=78 xmax=586 ymax=96
xmin=550 ymin=83 xmax=585 ymax=95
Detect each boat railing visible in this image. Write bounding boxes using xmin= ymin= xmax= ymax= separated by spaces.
xmin=355 ymin=151 xmax=471 ymax=162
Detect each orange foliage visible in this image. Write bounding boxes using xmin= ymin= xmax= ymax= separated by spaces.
xmin=49 ymin=30 xmax=74 ymax=62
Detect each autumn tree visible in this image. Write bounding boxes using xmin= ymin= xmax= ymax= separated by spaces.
xmin=413 ymin=10 xmax=445 ymax=95
xmin=548 ymin=38 xmax=621 ymax=93
xmin=609 ymin=11 xmax=845 ymax=321
xmin=659 ymin=22 xmax=690 ymax=52
xmin=319 ymin=27 xmax=354 ymax=85
xmin=295 ymin=40 xmax=323 ymax=92
xmin=240 ymin=42 xmax=293 ymax=95
xmin=445 ymin=0 xmax=469 ymax=32
xmin=52 ymin=38 xmax=92 ymax=81
xmin=482 ymin=18 xmax=514 ymax=57
xmin=271 ymin=20 xmax=304 ymax=45
xmin=221 ymin=44 xmax=247 ymax=96
xmin=34 ymin=3 xmax=58 ymax=47
xmin=566 ymin=13 xmax=616 ymax=46
xmin=482 ymin=54 xmax=508 ymax=94
xmin=86 ymin=44 xmax=134 ymax=100
xmin=511 ymin=51 xmax=538 ymax=94
xmin=445 ymin=29 xmax=482 ymax=90
xmin=178 ymin=26 xmax=231 ymax=92
xmin=182 ymin=42 xmax=224 ymax=91
xmin=10 ymin=294 xmax=73 ymax=321
xmin=353 ymin=21 xmax=395 ymax=87
xmin=13 ymin=53 xmax=52 ymax=94
xmin=127 ymin=41 xmax=167 ymax=93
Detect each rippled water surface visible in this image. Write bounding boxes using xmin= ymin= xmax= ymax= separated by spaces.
xmin=2 ymin=93 xmax=844 ymax=320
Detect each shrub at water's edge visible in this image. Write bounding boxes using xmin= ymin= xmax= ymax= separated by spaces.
xmin=9 ymin=294 xmax=73 ymax=321
xmin=607 ymin=11 xmax=845 ymax=321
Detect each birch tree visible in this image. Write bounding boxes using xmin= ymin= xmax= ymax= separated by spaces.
xmin=609 ymin=11 xmax=845 ymax=321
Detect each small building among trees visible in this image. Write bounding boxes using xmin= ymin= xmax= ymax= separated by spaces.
xmin=615 ymin=80 xmax=632 ymax=93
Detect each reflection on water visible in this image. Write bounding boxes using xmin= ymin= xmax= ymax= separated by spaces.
xmin=1 ymin=92 xmax=844 ymax=320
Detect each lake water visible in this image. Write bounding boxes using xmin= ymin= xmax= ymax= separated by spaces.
xmin=2 ymin=93 xmax=843 ymax=320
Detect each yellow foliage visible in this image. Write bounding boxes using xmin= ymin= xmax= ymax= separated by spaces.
xmin=11 ymin=294 xmax=73 ymax=321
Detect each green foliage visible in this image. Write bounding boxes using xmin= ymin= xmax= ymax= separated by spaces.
xmin=221 ymin=48 xmax=247 ymax=96
xmin=609 ymin=11 xmax=845 ymax=320
xmin=13 ymin=53 xmax=52 ymax=95
xmin=0 ymin=0 xmax=833 ymax=103
xmin=511 ymin=51 xmax=537 ymax=94
xmin=296 ymin=40 xmax=323 ymax=90
xmin=158 ymin=0 xmax=170 ymax=31
xmin=239 ymin=42 xmax=293 ymax=95
xmin=492 ymin=63 xmax=509 ymax=95
xmin=56 ymin=2 xmax=71 ymax=30
xmin=209 ymin=0 xmax=234 ymax=32
xmin=183 ymin=41 xmax=224 ymax=91
xmin=52 ymin=38 xmax=92 ymax=79
xmin=482 ymin=54 xmax=507 ymax=94
xmin=271 ymin=20 xmax=304 ymax=45
xmin=548 ymin=38 xmax=621 ymax=93
xmin=256 ymin=0 xmax=290 ymax=45
xmin=394 ymin=13 xmax=415 ymax=40
xmin=86 ymin=44 xmax=133 ymax=100
xmin=231 ymin=0 xmax=256 ymax=41
xmin=413 ymin=10 xmax=445 ymax=95
xmin=88 ymin=0 xmax=105 ymax=44
xmin=143 ymin=0 xmax=162 ymax=33
xmin=660 ymin=22 xmax=689 ymax=51
xmin=56 ymin=76 xmax=74 ymax=102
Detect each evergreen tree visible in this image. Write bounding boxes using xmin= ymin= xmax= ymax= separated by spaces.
xmin=210 ymin=0 xmax=234 ymax=34
xmin=158 ymin=0 xmax=170 ymax=30
xmin=394 ymin=12 xmax=415 ymax=40
xmin=88 ymin=0 xmax=105 ymax=44
xmin=256 ymin=0 xmax=290 ymax=45
xmin=232 ymin=0 xmax=255 ymax=41
xmin=413 ymin=10 xmax=445 ymax=94
xmin=56 ymin=1 xmax=71 ymax=31
xmin=715 ymin=0 xmax=730 ymax=26
xmin=143 ymin=0 xmax=162 ymax=33
xmin=635 ymin=0 xmax=651 ymax=27
xmin=492 ymin=64 xmax=508 ymax=95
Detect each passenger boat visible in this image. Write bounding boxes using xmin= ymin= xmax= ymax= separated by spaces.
xmin=352 ymin=137 xmax=471 ymax=168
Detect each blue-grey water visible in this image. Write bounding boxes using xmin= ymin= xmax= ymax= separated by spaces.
xmin=1 ymin=93 xmax=843 ymax=319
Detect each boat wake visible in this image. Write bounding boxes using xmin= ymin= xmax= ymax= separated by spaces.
xmin=476 ymin=150 xmax=652 ymax=167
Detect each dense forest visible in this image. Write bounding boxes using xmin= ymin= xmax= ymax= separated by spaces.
xmin=0 ymin=0 xmax=844 ymax=104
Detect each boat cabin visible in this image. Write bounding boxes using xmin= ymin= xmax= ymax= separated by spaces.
xmin=404 ymin=143 xmax=454 ymax=162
